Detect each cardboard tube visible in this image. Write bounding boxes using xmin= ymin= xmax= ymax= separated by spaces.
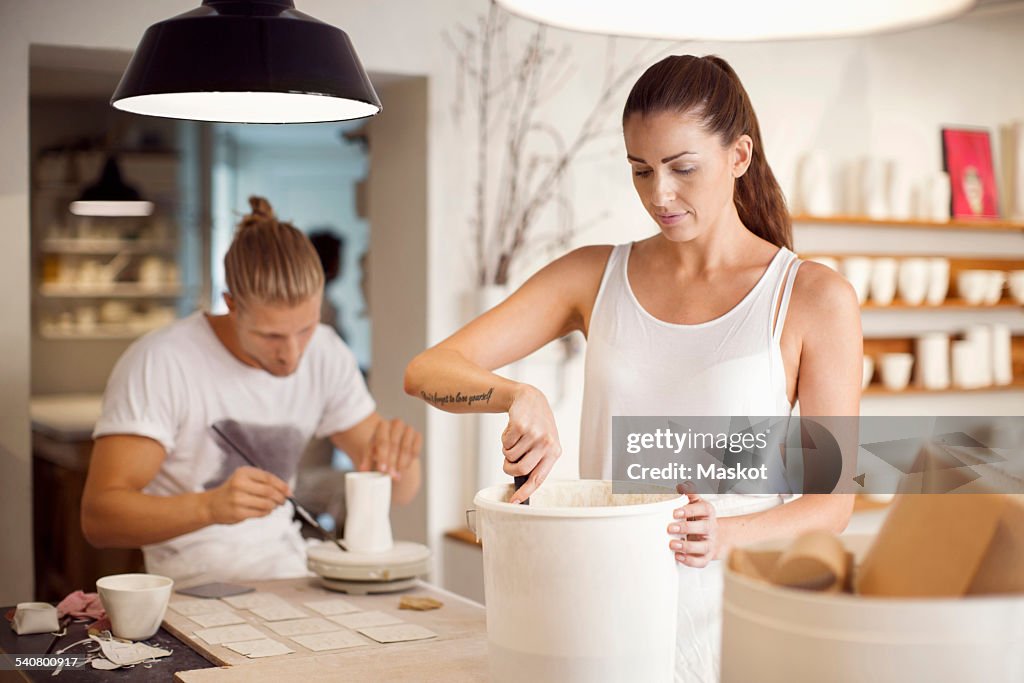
xmin=770 ymin=530 xmax=848 ymax=592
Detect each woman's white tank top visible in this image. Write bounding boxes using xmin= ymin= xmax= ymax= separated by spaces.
xmin=579 ymin=242 xmax=801 ymax=481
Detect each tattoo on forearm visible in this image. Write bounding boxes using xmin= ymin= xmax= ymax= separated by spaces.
xmin=421 ymin=388 xmax=494 ymax=407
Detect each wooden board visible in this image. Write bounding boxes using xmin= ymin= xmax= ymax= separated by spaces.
xmin=162 ymin=577 xmax=486 ymax=670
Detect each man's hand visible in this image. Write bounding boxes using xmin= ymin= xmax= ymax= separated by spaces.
xmin=204 ymin=466 xmax=291 ymax=525
xmin=363 ymin=418 xmax=423 ymax=480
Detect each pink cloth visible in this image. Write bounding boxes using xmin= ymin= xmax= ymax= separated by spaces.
xmin=56 ymin=590 xmax=106 ymax=620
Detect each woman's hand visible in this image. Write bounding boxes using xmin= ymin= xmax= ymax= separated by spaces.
xmin=502 ymin=384 xmax=561 ymax=504
xmin=668 ymin=484 xmax=718 ymax=568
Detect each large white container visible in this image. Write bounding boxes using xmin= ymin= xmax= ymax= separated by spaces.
xmin=722 ymin=535 xmax=1024 ymax=682
xmin=472 ymin=480 xmax=681 ymax=683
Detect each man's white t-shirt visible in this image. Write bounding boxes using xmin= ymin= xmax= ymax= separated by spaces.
xmin=93 ymin=312 xmax=375 ymax=587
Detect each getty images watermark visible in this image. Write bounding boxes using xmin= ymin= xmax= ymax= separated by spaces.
xmin=611 ymin=416 xmax=1024 ymax=495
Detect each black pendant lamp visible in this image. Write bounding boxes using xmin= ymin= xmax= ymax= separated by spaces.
xmin=111 ymin=0 xmax=381 ymax=124
xmin=70 ymin=156 xmax=154 ymax=217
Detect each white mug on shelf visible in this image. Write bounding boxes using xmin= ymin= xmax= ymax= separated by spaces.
xmin=1009 ymin=270 xmax=1024 ymax=304
xmin=880 ymin=353 xmax=914 ymax=391
xmin=914 ymin=333 xmax=950 ymax=390
xmin=841 ymin=257 xmax=872 ymax=304
xmin=897 ymin=258 xmax=929 ymax=306
xmin=952 ymin=339 xmax=982 ymax=389
xmin=796 ymin=151 xmax=835 ymax=216
xmin=886 ymin=161 xmax=913 ymax=220
xmin=957 ymin=270 xmax=989 ymax=305
xmin=869 ymin=257 xmax=898 ymax=306
xmin=927 ymin=172 xmax=952 ymax=222
xmin=862 ymin=356 xmax=875 ymax=390
xmin=860 ymin=158 xmax=889 ymax=220
xmin=991 ymin=324 xmax=1013 ymax=386
xmin=983 ymin=271 xmax=1006 ymax=305
xmin=925 ymin=258 xmax=950 ymax=305
xmin=964 ymin=325 xmax=994 ymax=387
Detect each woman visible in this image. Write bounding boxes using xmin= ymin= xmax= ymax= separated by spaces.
xmin=405 ymin=55 xmax=859 ymax=680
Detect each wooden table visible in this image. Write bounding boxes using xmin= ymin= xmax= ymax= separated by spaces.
xmin=170 ymin=577 xmax=488 ymax=682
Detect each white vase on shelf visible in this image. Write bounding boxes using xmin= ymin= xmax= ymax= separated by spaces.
xmin=795 ymin=151 xmax=834 ymax=216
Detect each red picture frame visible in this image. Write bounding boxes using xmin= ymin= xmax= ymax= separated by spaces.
xmin=941 ymin=128 xmax=1000 ymax=219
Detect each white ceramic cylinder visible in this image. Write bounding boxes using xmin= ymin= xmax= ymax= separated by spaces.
xmin=880 ymin=353 xmax=914 ymax=391
xmin=925 ymin=258 xmax=950 ymax=305
xmin=952 ymin=340 xmax=981 ymax=389
xmin=862 ymin=356 xmax=874 ymax=390
xmin=343 ymin=471 xmax=394 ymax=553
xmin=841 ymin=258 xmax=872 ymax=305
xmin=991 ymin=324 xmax=1013 ymax=386
xmin=915 ymin=333 xmax=950 ymax=390
xmin=898 ymin=258 xmax=929 ymax=306
xmin=965 ymin=326 xmax=994 ymax=387
xmin=869 ymin=258 xmax=898 ymax=306
xmin=96 ymin=573 xmax=173 ymax=641
xmin=958 ymin=270 xmax=989 ymax=305
xmin=796 ymin=151 xmax=834 ymax=216
xmin=928 ymin=172 xmax=951 ymax=222
xmin=861 ymin=158 xmax=889 ymax=219
xmin=887 ymin=161 xmax=913 ymax=220
xmin=1009 ymin=270 xmax=1024 ymax=304
xmin=984 ymin=271 xmax=1006 ymax=305
xmin=474 ymin=481 xmax=680 ymax=683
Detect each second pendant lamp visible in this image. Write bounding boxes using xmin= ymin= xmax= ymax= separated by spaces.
xmin=111 ymin=0 xmax=381 ymax=124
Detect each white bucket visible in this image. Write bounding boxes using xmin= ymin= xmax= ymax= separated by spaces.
xmin=471 ymin=480 xmax=682 ymax=683
xmin=722 ymin=534 xmax=1024 ymax=682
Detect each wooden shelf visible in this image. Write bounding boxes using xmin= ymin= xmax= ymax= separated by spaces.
xmin=40 ymin=239 xmax=176 ymax=254
xmin=445 ymin=527 xmax=481 ymax=548
xmin=792 ymin=213 xmax=1024 ymax=232
xmin=40 ymin=283 xmax=182 ymax=298
xmin=861 ymin=298 xmax=1022 ymax=310
xmin=39 ymin=328 xmax=148 ymax=341
xmin=862 ymin=378 xmax=1024 ymax=395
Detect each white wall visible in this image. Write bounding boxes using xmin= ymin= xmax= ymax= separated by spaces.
xmin=2 ymin=1 xmax=1024 ymax=600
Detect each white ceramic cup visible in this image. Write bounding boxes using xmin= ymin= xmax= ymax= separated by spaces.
xmin=958 ymin=270 xmax=990 ymax=305
xmin=343 ymin=471 xmax=394 ymax=553
xmin=897 ymin=258 xmax=929 ymax=306
xmin=860 ymin=158 xmax=889 ymax=219
xmin=952 ymin=340 xmax=981 ymax=389
xmin=915 ymin=333 xmax=950 ymax=390
xmin=1009 ymin=270 xmax=1024 ymax=304
xmin=928 ymin=171 xmax=951 ymax=222
xmin=841 ymin=257 xmax=872 ymax=304
xmin=862 ymin=356 xmax=874 ymax=390
xmin=880 ymin=353 xmax=914 ymax=391
xmin=96 ymin=573 xmax=173 ymax=641
xmin=991 ymin=324 xmax=1013 ymax=386
xmin=964 ymin=325 xmax=994 ymax=386
xmin=869 ymin=258 xmax=898 ymax=306
xmin=925 ymin=258 xmax=950 ymax=305
xmin=984 ymin=271 xmax=1006 ymax=305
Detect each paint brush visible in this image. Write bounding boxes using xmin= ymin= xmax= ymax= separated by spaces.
xmin=210 ymin=424 xmax=348 ymax=552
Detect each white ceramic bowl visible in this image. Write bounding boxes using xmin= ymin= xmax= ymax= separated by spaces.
xmin=96 ymin=573 xmax=173 ymax=641
xmin=983 ymin=271 xmax=1006 ymax=305
xmin=1009 ymin=270 xmax=1024 ymax=304
xmin=880 ymin=353 xmax=914 ymax=391
xmin=862 ymin=356 xmax=874 ymax=390
xmin=957 ymin=270 xmax=991 ymax=305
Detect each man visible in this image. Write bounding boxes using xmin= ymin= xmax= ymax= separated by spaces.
xmin=81 ymin=196 xmax=421 ymax=586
